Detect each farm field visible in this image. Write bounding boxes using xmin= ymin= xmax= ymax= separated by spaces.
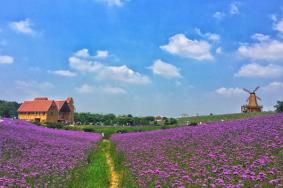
xmin=112 ymin=113 xmax=283 ymax=187
xmin=0 ymin=119 xmax=101 ymax=187
xmin=1 ymin=113 xmax=282 ymax=187
xmin=65 ymin=112 xmax=272 ymax=139
xmin=66 ymin=125 xmax=175 ymax=138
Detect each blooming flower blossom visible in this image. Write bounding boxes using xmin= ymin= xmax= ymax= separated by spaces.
xmin=0 ymin=119 xmax=101 ymax=187
xmin=112 ymin=113 xmax=283 ymax=187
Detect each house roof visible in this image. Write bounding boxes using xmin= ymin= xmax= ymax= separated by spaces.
xmin=55 ymin=101 xmax=71 ymax=112
xmin=18 ymin=99 xmax=55 ymax=112
xmin=55 ymin=101 xmax=65 ymax=111
xmin=18 ymin=97 xmax=74 ymax=113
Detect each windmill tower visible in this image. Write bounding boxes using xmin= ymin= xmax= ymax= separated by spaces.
xmin=241 ymin=86 xmax=263 ymax=113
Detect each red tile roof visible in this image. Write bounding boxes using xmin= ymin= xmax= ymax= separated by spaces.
xmin=66 ymin=97 xmax=73 ymax=104
xmin=18 ymin=97 xmax=73 ymax=113
xmin=55 ymin=101 xmax=66 ymax=111
xmin=18 ymin=100 xmax=55 ymax=112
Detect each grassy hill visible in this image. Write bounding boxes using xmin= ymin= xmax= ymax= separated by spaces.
xmin=177 ymin=111 xmax=273 ymax=125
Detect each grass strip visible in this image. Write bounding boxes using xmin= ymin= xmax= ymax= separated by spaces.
xmin=66 ymin=141 xmax=110 ymax=188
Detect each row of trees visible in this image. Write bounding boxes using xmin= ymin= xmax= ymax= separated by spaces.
xmin=74 ymin=113 xmax=177 ymax=126
xmin=0 ymin=100 xmax=21 ymax=118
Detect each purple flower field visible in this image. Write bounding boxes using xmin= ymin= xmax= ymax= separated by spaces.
xmin=112 ymin=113 xmax=283 ymax=188
xmin=0 ymin=119 xmax=101 ymax=187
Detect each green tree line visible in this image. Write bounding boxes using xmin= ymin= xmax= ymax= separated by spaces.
xmin=74 ymin=113 xmax=177 ymax=126
xmin=0 ymin=100 xmax=21 ymax=118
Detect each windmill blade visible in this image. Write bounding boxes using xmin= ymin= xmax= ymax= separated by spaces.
xmin=257 ymin=96 xmax=262 ymax=100
xmin=253 ymin=86 xmax=260 ymax=93
xmin=243 ymin=88 xmax=252 ymax=93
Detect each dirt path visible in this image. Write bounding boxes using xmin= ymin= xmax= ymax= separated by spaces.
xmin=103 ymin=139 xmax=119 ymax=188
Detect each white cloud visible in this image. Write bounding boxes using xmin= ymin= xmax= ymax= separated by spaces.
xmin=273 ymin=18 xmax=283 ymax=33
xmin=261 ymin=82 xmax=283 ymax=104
xmin=69 ymin=49 xmax=103 ymax=72
xmin=9 ymin=19 xmax=35 ymax=34
xmin=251 ymin=33 xmax=270 ymax=42
xmin=97 ymin=65 xmax=151 ymax=84
xmin=74 ymin=48 xmax=90 ymax=58
xmin=213 ymin=11 xmax=225 ymax=20
xmin=148 ymin=59 xmax=181 ymax=79
xmin=69 ymin=49 xmax=151 ymax=84
xmin=95 ymin=50 xmax=109 ymax=59
xmin=215 ymin=87 xmax=245 ymax=96
xmin=263 ymin=81 xmax=283 ymax=91
xmin=235 ymin=63 xmax=283 ymax=78
xmin=96 ymin=0 xmax=126 ymax=6
xmin=271 ymin=14 xmax=277 ymax=22
xmin=238 ymin=39 xmax=283 ymax=61
xmin=15 ymin=80 xmax=54 ymax=96
xmin=49 ymin=70 xmax=77 ymax=77
xmin=0 ymin=55 xmax=14 ymax=64
xmin=76 ymin=84 xmax=95 ymax=94
xmin=195 ymin=28 xmax=220 ymax=42
xmin=216 ymin=47 xmax=222 ymax=54
xmin=230 ymin=3 xmax=239 ymax=15
xmin=16 ymin=80 xmax=54 ymax=90
xmin=160 ymin=34 xmax=214 ymax=61
xmin=103 ymin=86 xmax=127 ymax=94
xmin=73 ymin=49 xmax=109 ymax=59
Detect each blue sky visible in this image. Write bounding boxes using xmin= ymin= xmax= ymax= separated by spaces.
xmin=1 ymin=0 xmax=283 ymax=116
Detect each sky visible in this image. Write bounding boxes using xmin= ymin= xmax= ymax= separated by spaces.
xmin=0 ymin=0 xmax=283 ymax=117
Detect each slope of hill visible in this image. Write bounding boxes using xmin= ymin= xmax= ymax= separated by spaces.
xmin=177 ymin=112 xmax=273 ymax=125
xmin=112 ymin=113 xmax=283 ymax=187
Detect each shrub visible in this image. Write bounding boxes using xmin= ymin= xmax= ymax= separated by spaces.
xmin=82 ymin=127 xmax=95 ymax=132
xmin=32 ymin=121 xmax=42 ymax=126
xmin=116 ymin=130 xmax=128 ymax=134
xmin=274 ymin=101 xmax=283 ymax=113
xmin=188 ymin=122 xmax=198 ymax=126
xmin=46 ymin=122 xmax=64 ymax=129
xmin=161 ymin=125 xmax=169 ymax=129
xmin=64 ymin=126 xmax=82 ymax=131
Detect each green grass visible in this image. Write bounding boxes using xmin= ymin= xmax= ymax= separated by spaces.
xmin=66 ymin=142 xmax=110 ymax=188
xmin=109 ymin=141 xmax=137 ymax=188
xmin=65 ymin=125 xmax=173 ymax=138
xmin=65 ymin=139 xmax=137 ymax=188
xmin=177 ymin=112 xmax=273 ymax=125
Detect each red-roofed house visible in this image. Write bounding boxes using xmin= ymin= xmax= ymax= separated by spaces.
xmin=17 ymin=97 xmax=75 ymax=123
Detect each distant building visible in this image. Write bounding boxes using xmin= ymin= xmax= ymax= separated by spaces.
xmin=155 ymin=116 xmax=163 ymax=122
xmin=17 ymin=97 xmax=75 ymax=123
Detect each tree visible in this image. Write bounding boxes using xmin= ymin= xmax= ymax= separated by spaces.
xmin=0 ymin=100 xmax=21 ymax=118
xmin=274 ymin=101 xmax=283 ymax=112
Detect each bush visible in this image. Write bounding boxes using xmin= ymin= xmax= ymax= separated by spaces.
xmin=64 ymin=126 xmax=82 ymax=131
xmin=116 ymin=130 xmax=128 ymax=134
xmin=274 ymin=101 xmax=283 ymax=112
xmin=82 ymin=127 xmax=95 ymax=132
xmin=188 ymin=122 xmax=198 ymax=126
xmin=46 ymin=122 xmax=64 ymax=129
xmin=32 ymin=121 xmax=42 ymax=126
xmin=161 ymin=125 xmax=169 ymax=129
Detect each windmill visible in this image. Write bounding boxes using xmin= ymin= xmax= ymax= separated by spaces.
xmin=241 ymin=86 xmax=263 ymax=113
